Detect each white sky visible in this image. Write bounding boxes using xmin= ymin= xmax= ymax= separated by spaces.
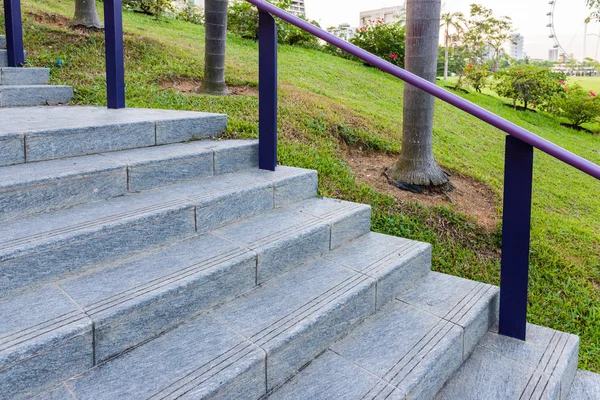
xmin=304 ymin=0 xmax=600 ymax=60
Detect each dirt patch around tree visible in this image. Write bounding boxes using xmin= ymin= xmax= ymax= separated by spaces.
xmin=345 ymin=149 xmax=501 ymax=232
xmin=159 ymin=77 xmax=258 ymax=96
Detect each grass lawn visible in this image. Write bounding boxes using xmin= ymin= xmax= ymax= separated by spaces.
xmin=4 ymin=0 xmax=600 ymax=371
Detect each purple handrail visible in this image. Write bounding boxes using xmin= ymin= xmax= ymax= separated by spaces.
xmin=246 ymin=0 xmax=600 ymax=181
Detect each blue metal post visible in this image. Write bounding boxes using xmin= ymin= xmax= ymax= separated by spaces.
xmin=103 ymin=0 xmax=126 ymax=109
xmin=258 ymin=10 xmax=278 ymax=171
xmin=4 ymin=0 xmax=25 ymax=67
xmin=498 ymin=135 xmax=534 ymax=341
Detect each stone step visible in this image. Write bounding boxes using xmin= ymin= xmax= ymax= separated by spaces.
xmin=0 ymin=140 xmax=258 ymax=221
xmin=0 ymin=166 xmax=316 ymax=296
xmin=436 ymin=324 xmax=579 ymax=400
xmin=0 ymin=36 xmax=5 ymax=49
xmin=0 ymin=67 xmax=50 ymax=85
xmin=0 ymin=85 xmax=73 ymax=107
xmin=270 ymin=272 xmax=499 ymax=399
xmin=0 ymin=106 xmax=228 ymax=166
xmin=0 ymin=49 xmax=26 ymax=67
xmin=33 ymin=233 xmax=431 ymax=399
xmin=1 ymin=203 xmax=378 ymax=398
xmin=567 ymin=370 xmax=600 ymax=399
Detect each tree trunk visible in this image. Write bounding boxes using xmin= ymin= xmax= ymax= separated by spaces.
xmin=71 ymin=0 xmax=103 ymax=29
xmin=388 ymin=0 xmax=448 ymax=187
xmin=200 ymin=0 xmax=230 ymax=95
xmin=444 ymin=26 xmax=449 ymax=81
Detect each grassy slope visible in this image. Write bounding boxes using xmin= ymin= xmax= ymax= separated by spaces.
xmin=6 ymin=0 xmax=600 ymax=371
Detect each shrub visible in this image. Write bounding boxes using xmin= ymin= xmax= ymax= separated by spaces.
xmin=494 ymin=65 xmax=564 ymax=110
xmin=227 ymin=0 xmax=320 ymax=48
xmin=552 ymin=83 xmax=600 ymax=127
xmin=176 ymin=0 xmax=204 ymax=25
xmin=463 ymin=63 xmax=489 ymax=92
xmin=123 ymin=0 xmax=174 ymax=16
xmin=349 ymin=19 xmax=405 ymax=67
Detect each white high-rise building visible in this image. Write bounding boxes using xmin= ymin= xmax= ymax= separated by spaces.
xmin=289 ymin=0 xmax=306 ymax=17
xmin=360 ymin=6 xmax=404 ymax=25
xmin=549 ymin=48 xmax=559 ymax=62
xmin=508 ymin=34 xmax=525 ymax=60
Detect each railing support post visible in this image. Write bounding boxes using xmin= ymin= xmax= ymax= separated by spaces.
xmin=3 ymin=0 xmax=25 ymax=67
xmin=498 ymin=135 xmax=534 ymax=341
xmin=258 ymin=10 xmax=278 ymax=171
xmin=103 ymin=0 xmax=126 ymax=109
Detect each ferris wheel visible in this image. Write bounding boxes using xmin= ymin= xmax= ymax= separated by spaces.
xmin=547 ymin=0 xmax=571 ymax=61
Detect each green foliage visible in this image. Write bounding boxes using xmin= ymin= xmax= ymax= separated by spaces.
xmin=349 ymin=20 xmax=405 ymax=67
xmin=437 ymin=46 xmax=467 ymax=76
xmin=123 ymin=0 xmax=174 ymax=16
xmin=176 ymin=0 xmax=204 ymax=25
xmin=552 ymin=83 xmax=600 ymax=127
xmin=463 ymin=63 xmax=489 ymax=92
xmin=227 ymin=0 xmax=320 ymax=48
xmin=494 ymin=65 xmax=564 ymax=110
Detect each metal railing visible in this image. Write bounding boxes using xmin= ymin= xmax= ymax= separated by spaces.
xmin=4 ymin=0 xmax=599 ymax=341
xmin=246 ymin=0 xmax=600 ymax=341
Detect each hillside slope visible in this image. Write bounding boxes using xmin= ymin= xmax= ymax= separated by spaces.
xmin=4 ymin=0 xmax=600 ymax=371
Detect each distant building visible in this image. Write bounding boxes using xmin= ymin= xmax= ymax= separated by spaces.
xmin=549 ymin=48 xmax=559 ymax=62
xmin=328 ymin=23 xmax=357 ymax=41
xmin=508 ymin=34 xmax=525 ymax=60
xmin=289 ymin=0 xmax=306 ymax=17
xmin=360 ymin=6 xmax=404 ymax=25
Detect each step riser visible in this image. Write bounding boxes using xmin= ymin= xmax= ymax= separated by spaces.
xmin=0 ymin=50 xmax=26 ymax=68
xmin=0 ymin=36 xmax=5 ymax=49
xmin=0 ymin=142 xmax=259 ymax=222
xmin=0 ymin=68 xmax=50 ymax=85
xmin=0 ymin=86 xmax=73 ymax=107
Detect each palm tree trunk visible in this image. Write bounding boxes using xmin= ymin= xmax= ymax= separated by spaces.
xmin=71 ymin=0 xmax=103 ymax=29
xmin=444 ymin=25 xmax=449 ymax=81
xmin=200 ymin=0 xmax=230 ymax=95
xmin=388 ymin=0 xmax=448 ymax=187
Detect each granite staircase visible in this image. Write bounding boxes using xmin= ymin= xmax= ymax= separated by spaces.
xmin=0 ymin=35 xmax=73 ymax=107
xmin=0 ymin=106 xmax=597 ymax=400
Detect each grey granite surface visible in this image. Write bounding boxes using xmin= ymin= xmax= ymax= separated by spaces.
xmin=59 ymin=234 xmax=256 ymax=363
xmin=568 ymin=370 xmax=600 ymax=400
xmin=0 ymin=154 xmax=127 ymax=220
xmin=331 ymin=299 xmax=464 ymax=399
xmin=0 ymin=132 xmax=24 ymax=166
xmin=0 ymin=285 xmax=93 ymax=399
xmin=0 ymin=85 xmax=73 ymax=107
xmin=66 ymin=314 xmax=266 ymax=399
xmin=212 ymin=257 xmax=377 ymax=390
xmin=0 ymin=68 xmax=50 ymax=85
xmin=269 ymin=350 xmax=404 ymax=400
xmin=324 ymin=232 xmax=431 ymax=309
xmin=437 ymin=323 xmax=580 ymax=400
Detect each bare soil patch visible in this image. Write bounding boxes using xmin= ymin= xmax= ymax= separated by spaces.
xmin=159 ymin=77 xmax=258 ymax=96
xmin=345 ymin=149 xmax=500 ymax=232
xmin=30 ymin=12 xmax=70 ymax=28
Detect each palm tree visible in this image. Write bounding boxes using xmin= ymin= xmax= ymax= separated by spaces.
xmin=441 ymin=12 xmax=465 ymax=81
xmin=200 ymin=0 xmax=230 ymax=95
xmin=387 ymin=0 xmax=448 ymax=188
xmin=71 ymin=0 xmax=103 ymax=29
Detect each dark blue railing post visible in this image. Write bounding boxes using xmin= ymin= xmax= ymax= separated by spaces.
xmin=4 ymin=0 xmax=26 ymax=67
xmin=498 ymin=136 xmax=535 ymax=341
xmin=103 ymin=0 xmax=126 ymax=109
xmin=258 ymin=10 xmax=278 ymax=171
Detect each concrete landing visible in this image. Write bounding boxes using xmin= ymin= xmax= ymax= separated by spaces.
xmin=567 ymin=370 xmax=600 ymax=400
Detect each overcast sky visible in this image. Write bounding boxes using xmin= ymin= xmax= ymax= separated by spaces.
xmin=304 ymin=0 xmax=600 ymax=60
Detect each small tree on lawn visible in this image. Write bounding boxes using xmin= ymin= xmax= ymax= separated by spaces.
xmin=441 ymin=12 xmax=465 ymax=81
xmin=494 ymin=65 xmax=564 ymax=110
xmin=71 ymin=0 xmax=103 ymax=29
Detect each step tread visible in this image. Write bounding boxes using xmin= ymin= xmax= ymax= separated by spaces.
xmin=65 ymin=315 xmax=265 ymax=400
xmin=0 ymin=140 xmax=258 ymax=220
xmin=567 ymin=370 xmax=600 ymax=400
xmin=436 ymin=324 xmax=579 ymax=400
xmin=271 ymin=272 xmax=498 ymax=400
